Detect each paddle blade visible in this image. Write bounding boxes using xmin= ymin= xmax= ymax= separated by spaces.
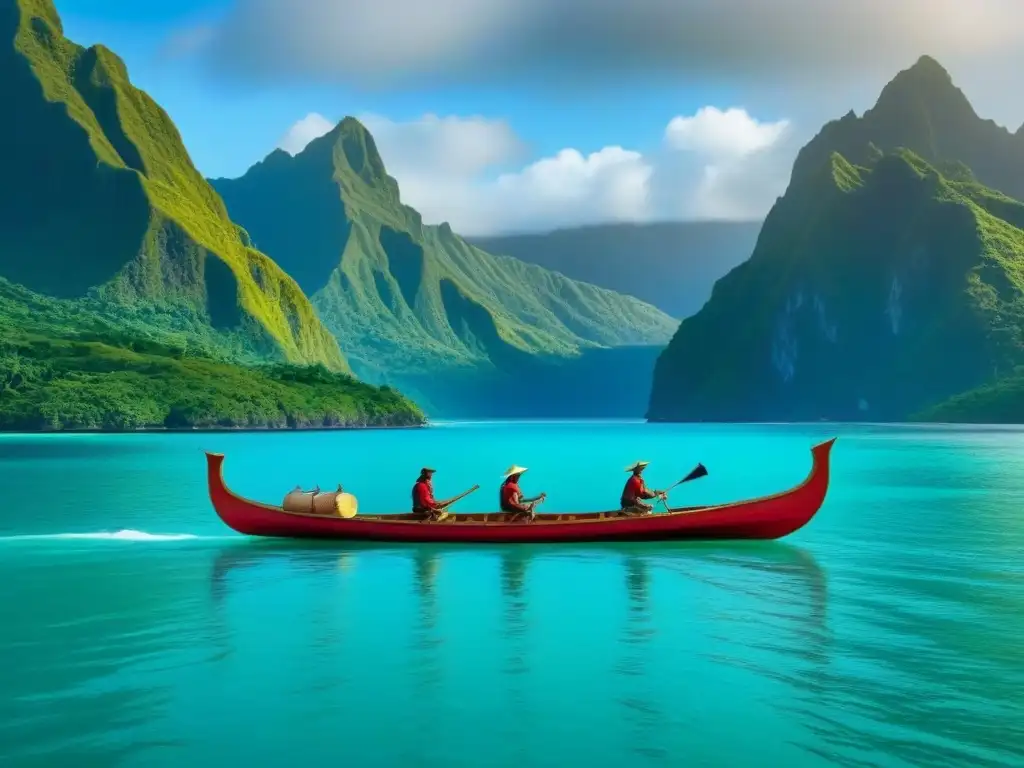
xmin=681 ymin=463 xmax=708 ymax=483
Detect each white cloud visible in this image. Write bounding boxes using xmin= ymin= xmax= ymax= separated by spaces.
xmin=278 ymin=112 xmax=334 ymax=155
xmin=660 ymin=108 xmax=793 ymax=220
xmin=275 ymin=106 xmax=791 ymax=235
xmin=469 ymin=147 xmax=655 ymax=234
xmin=665 ymin=107 xmax=789 ymax=158
xmin=358 ymin=113 xmax=525 ymax=178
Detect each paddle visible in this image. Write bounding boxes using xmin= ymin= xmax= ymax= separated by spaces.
xmin=439 ymin=484 xmax=481 ymax=510
xmin=505 ymin=492 xmax=546 ymax=522
xmin=657 ymin=463 xmax=708 ymax=512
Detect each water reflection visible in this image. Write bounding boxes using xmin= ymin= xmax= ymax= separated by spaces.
xmin=209 ymin=543 xmax=360 ymax=667
xmin=206 ymin=539 xmax=1015 ymax=766
xmin=411 ymin=546 xmax=443 ymax=690
xmin=202 ymin=541 xmax=1024 ymax=767
xmin=497 ymin=548 xmax=531 ymax=762
xmin=667 ymin=544 xmax=830 ymax=679
xmin=793 ymin=549 xmax=1024 ymax=768
xmin=617 ymin=552 xmax=668 ymax=762
xmin=210 ymin=543 xmax=357 ymax=605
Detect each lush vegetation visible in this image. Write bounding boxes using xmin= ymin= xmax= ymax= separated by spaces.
xmin=913 ymin=368 xmax=1024 ymax=423
xmin=0 ymin=331 xmax=423 ymax=432
xmin=0 ymin=277 xmax=423 ymax=431
xmin=4 ymin=0 xmax=346 ymax=370
xmin=211 ymin=118 xmax=677 ymax=388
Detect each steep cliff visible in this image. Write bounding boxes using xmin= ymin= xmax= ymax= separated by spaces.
xmin=648 ymin=150 xmax=1024 ymax=421
xmin=1 ymin=0 xmax=347 ymax=370
xmin=648 ymin=56 xmax=1024 ymax=422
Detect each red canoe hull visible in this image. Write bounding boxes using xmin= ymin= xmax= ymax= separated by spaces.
xmin=205 ymin=438 xmax=835 ymax=543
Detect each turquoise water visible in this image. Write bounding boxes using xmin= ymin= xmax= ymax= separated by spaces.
xmin=1 ymin=421 xmax=1023 ymax=767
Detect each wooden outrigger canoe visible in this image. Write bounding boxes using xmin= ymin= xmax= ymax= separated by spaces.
xmin=204 ymin=437 xmax=836 ymax=543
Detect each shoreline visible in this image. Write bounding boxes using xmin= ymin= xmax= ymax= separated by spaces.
xmin=0 ymin=422 xmax=429 ymax=436
xmin=1 ymin=419 xmax=1021 ymax=436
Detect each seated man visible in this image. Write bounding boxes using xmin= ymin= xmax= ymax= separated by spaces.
xmin=412 ymin=467 xmax=447 ymax=520
xmin=500 ymin=465 xmax=546 ymax=521
xmin=621 ymin=461 xmax=666 ymax=514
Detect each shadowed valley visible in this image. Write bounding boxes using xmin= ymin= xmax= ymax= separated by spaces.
xmin=211 ymin=119 xmax=678 ymax=417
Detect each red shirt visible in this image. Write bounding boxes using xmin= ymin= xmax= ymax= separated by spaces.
xmin=500 ymin=480 xmax=524 ymax=512
xmin=621 ymin=475 xmax=648 ymax=506
xmin=412 ymin=479 xmax=438 ymax=511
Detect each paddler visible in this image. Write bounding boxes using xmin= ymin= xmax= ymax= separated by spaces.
xmin=500 ymin=465 xmax=546 ymax=521
xmin=621 ymin=461 xmax=666 ymax=514
xmin=412 ymin=467 xmax=446 ymax=520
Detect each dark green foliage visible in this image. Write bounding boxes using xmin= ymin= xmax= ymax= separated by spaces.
xmin=0 ymin=277 xmax=424 ymax=431
xmin=0 ymin=332 xmax=424 ymax=432
xmin=913 ymin=368 xmax=1024 ymax=423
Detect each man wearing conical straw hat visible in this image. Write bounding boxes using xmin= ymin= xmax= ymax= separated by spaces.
xmin=621 ymin=461 xmax=667 ymax=515
xmin=499 ymin=465 xmax=547 ymax=521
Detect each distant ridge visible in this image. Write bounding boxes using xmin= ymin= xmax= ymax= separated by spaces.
xmin=470 ymin=220 xmax=763 ymax=319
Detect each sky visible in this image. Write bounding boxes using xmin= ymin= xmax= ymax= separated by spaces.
xmin=53 ymin=0 xmax=1024 ymax=236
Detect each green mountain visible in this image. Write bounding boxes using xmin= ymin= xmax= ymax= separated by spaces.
xmin=0 ymin=0 xmax=424 ymax=430
xmin=2 ymin=0 xmax=346 ymax=371
xmin=469 ymin=221 xmax=762 ymax=320
xmin=210 ymin=119 xmax=677 ymax=415
xmin=791 ymin=55 xmax=1024 ymax=203
xmin=648 ymin=147 xmax=1024 ymax=421
xmin=648 ymin=56 xmax=1024 ymax=423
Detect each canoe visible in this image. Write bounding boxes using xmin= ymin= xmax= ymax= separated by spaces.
xmin=204 ymin=437 xmax=836 ymax=543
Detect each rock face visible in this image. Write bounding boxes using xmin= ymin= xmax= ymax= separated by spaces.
xmin=648 ymin=57 xmax=1024 ymax=423
xmin=211 ymin=118 xmax=678 ymax=415
xmin=2 ymin=0 xmax=347 ymax=370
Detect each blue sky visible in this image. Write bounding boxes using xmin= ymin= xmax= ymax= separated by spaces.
xmin=50 ymin=0 xmax=1024 ymax=235
xmin=55 ymin=0 xmax=750 ymax=180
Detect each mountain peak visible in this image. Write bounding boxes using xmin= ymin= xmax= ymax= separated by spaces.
xmin=908 ymin=54 xmax=951 ymax=78
xmin=298 ymin=116 xmax=388 ymax=185
xmin=872 ymin=55 xmax=974 ymax=121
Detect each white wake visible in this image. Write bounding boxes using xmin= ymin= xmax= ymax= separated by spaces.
xmin=0 ymin=529 xmax=209 ymax=542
